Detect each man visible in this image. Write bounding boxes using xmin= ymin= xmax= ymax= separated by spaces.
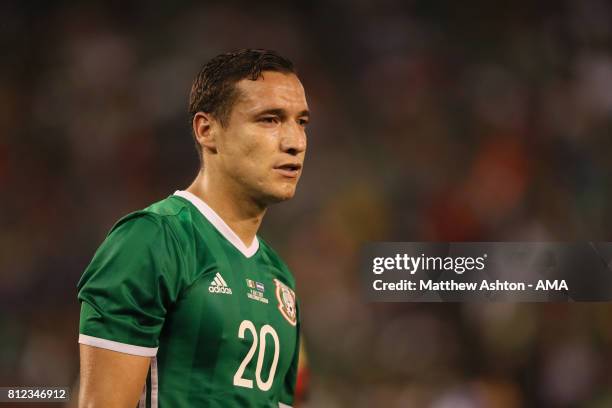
xmin=77 ymin=49 xmax=309 ymax=407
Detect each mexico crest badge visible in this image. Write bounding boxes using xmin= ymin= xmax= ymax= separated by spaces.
xmin=273 ymin=279 xmax=297 ymax=326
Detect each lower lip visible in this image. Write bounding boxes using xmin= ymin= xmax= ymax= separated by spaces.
xmin=274 ymin=168 xmax=300 ymax=178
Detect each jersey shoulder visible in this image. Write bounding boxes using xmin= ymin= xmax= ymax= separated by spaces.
xmin=143 ymin=194 xmax=190 ymax=217
xmin=109 ymin=195 xmax=188 ymax=230
xmin=111 ymin=195 xmax=197 ymax=242
xmin=82 ymin=196 xmax=193 ymax=284
xmin=104 ymin=196 xmax=204 ymax=281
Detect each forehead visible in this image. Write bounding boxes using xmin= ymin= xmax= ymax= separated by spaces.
xmin=233 ymin=71 xmax=308 ymax=114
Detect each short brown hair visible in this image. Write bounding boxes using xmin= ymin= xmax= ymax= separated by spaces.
xmin=188 ymin=49 xmax=296 ymax=159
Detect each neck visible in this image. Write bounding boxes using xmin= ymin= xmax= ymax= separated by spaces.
xmin=186 ymin=169 xmax=266 ymax=247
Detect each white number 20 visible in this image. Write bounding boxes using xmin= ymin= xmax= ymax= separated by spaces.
xmin=233 ymin=320 xmax=280 ymax=391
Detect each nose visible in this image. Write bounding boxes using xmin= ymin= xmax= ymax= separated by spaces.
xmin=280 ymin=121 xmax=306 ymax=156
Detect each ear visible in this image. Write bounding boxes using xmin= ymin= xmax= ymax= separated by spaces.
xmin=192 ymin=112 xmax=219 ymax=153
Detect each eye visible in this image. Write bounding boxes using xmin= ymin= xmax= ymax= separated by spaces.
xmin=259 ymin=116 xmax=279 ymax=124
xmin=297 ymin=118 xmax=309 ymax=127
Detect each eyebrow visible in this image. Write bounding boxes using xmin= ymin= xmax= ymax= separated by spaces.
xmin=254 ymin=108 xmax=310 ymax=119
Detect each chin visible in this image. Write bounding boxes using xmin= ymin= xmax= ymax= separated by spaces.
xmin=263 ymin=186 xmax=297 ymax=204
xmin=272 ymin=191 xmax=296 ymax=203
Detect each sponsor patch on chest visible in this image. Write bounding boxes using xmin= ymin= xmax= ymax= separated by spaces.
xmin=245 ymin=279 xmax=269 ymax=304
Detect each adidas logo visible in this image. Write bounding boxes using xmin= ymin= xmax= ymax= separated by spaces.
xmin=208 ymin=272 xmax=233 ymax=295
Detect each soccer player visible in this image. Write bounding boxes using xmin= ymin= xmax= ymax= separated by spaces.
xmin=77 ymin=49 xmax=309 ymax=407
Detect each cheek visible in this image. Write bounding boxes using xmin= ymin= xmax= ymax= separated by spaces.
xmin=222 ymin=128 xmax=255 ymax=158
xmin=239 ymin=142 xmax=266 ymax=168
xmin=228 ymin=133 xmax=276 ymax=177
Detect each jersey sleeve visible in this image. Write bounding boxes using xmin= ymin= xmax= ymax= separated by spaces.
xmin=77 ymin=213 xmax=183 ymax=356
xmin=278 ymin=301 xmax=301 ymax=407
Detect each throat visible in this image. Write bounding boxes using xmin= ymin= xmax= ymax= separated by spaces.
xmin=185 ymin=190 xmax=266 ymax=247
xmin=185 ymin=172 xmax=268 ymax=251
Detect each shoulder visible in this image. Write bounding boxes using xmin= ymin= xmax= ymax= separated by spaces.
xmin=94 ymin=196 xmax=202 ymax=267
xmin=107 ymin=195 xmax=217 ymax=281
xmin=143 ymin=195 xmax=190 ymax=217
xmin=80 ymin=196 xmax=195 ymax=290
xmin=109 ymin=195 xmax=193 ymax=239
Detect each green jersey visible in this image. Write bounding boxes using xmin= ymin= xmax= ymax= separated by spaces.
xmin=77 ymin=191 xmax=300 ymax=408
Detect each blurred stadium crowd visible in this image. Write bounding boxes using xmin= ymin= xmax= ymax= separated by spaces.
xmin=1 ymin=0 xmax=612 ymax=406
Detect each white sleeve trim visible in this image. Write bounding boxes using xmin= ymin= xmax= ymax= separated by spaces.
xmin=78 ymin=334 xmax=158 ymax=357
xmin=278 ymin=403 xmax=293 ymax=408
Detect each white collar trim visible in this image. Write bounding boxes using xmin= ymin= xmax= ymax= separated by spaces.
xmin=174 ymin=190 xmax=260 ymax=258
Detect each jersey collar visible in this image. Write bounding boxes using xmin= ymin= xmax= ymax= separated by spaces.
xmin=174 ymin=190 xmax=260 ymax=258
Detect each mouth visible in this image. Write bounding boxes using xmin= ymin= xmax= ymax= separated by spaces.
xmin=273 ymin=163 xmax=302 ymax=178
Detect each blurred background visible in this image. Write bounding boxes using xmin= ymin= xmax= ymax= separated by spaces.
xmin=1 ymin=0 xmax=612 ymax=407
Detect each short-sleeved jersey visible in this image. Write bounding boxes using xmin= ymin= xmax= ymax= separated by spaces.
xmin=77 ymin=190 xmax=300 ymax=408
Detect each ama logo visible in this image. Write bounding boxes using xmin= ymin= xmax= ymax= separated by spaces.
xmin=536 ymin=280 xmax=568 ymax=290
